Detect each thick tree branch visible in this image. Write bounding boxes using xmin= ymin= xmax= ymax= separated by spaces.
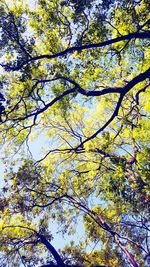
xmin=36 ymin=233 xmax=65 ymax=267
xmin=1 ymin=31 xmax=150 ymax=71
xmin=75 ymin=68 xmax=150 ymax=149
xmin=54 ymin=76 xmax=122 ymax=95
xmin=2 ymin=225 xmax=65 ymax=266
xmin=124 ymin=68 xmax=150 ymax=94
xmin=114 ymin=235 xmax=139 ymax=267
xmin=5 ymin=68 xmax=149 ymax=127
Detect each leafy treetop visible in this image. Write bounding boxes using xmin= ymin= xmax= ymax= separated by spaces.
xmin=0 ymin=0 xmax=150 ymax=267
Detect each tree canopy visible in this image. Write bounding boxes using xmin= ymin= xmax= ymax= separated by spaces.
xmin=0 ymin=0 xmax=150 ymax=266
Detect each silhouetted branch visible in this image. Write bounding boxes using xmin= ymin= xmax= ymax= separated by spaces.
xmin=1 ymin=31 xmax=150 ymax=71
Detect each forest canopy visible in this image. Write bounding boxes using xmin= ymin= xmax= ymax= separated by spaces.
xmin=0 ymin=0 xmax=150 ymax=266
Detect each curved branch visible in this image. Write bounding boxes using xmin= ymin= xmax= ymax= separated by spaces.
xmin=1 ymin=31 xmax=150 ymax=71
xmin=11 ymin=86 xmax=77 ymax=123
xmin=36 ymin=233 xmax=65 ymax=266
xmin=54 ymin=76 xmax=122 ymax=95
xmin=75 ymin=67 xmax=150 ymax=149
xmin=2 ymin=225 xmax=65 ymax=266
xmin=75 ymin=93 xmax=124 ymax=149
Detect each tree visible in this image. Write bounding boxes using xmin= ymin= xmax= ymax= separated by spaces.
xmin=0 ymin=0 xmax=150 ymax=266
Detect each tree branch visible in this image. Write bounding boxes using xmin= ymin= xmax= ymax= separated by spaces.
xmin=1 ymin=31 xmax=150 ymax=71
xmin=36 ymin=233 xmax=65 ymax=267
xmin=2 ymin=225 xmax=65 ymax=266
xmin=75 ymin=67 xmax=150 ymax=149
